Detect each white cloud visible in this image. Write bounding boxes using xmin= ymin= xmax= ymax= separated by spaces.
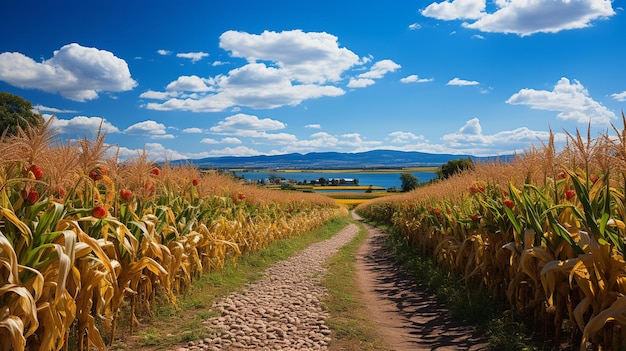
xmin=182 ymin=127 xmax=204 ymax=133
xmin=466 ymin=0 xmax=615 ymax=36
xmin=142 ymin=30 xmax=380 ymax=112
xmin=200 ymin=138 xmax=219 ymax=144
xmin=280 ymin=131 xmax=383 ymax=154
xmin=389 ymin=131 xmax=425 ymax=143
xmin=441 ymin=118 xmax=568 ymax=154
xmin=507 ymin=77 xmax=616 ymax=125
xmin=166 ymin=75 xmax=212 ymax=92
xmin=222 ymin=137 xmax=242 ymax=144
xmin=124 ymin=120 xmax=175 ymax=139
xmin=33 ymin=105 xmax=78 ymax=114
xmin=347 ymin=78 xmax=375 ymax=88
xmin=400 ymin=75 xmax=433 ymax=83
xmin=447 ymin=77 xmax=479 ymax=86
xmin=280 ymin=132 xmax=339 ymax=153
xmin=49 ymin=115 xmax=120 ymax=135
xmin=347 ymin=59 xmax=401 ymax=89
xmin=204 ymin=146 xmax=262 ymax=157
xmin=210 ymin=113 xmax=286 ymax=133
xmin=358 ymin=60 xmax=401 ymax=79
xmin=208 ymin=113 xmax=297 ymax=144
xmin=612 ymin=91 xmax=626 ymax=102
xmin=219 ymin=63 xmax=345 ymax=108
xmin=176 ymin=51 xmax=209 ymax=63
xmin=409 ymin=23 xmax=422 ymax=30
xmin=219 ymin=29 xmax=363 ymax=84
xmin=157 ymin=49 xmax=172 ymax=55
xmin=144 ymin=62 xmax=345 ymax=111
xmin=421 ymin=0 xmax=486 ymax=20
xmin=305 ymin=124 xmax=321 ymax=129
xmin=0 ymin=43 xmax=137 ymax=101
xmin=114 ymin=142 xmax=215 ymax=162
xmin=139 ymin=90 xmax=176 ymax=100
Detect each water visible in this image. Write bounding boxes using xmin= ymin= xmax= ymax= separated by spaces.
xmin=235 ymin=170 xmax=437 ymax=190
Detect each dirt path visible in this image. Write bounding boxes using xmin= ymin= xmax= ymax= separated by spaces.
xmin=353 ymin=213 xmax=489 ymax=351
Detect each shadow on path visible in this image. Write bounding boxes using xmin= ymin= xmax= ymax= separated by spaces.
xmin=355 ymin=217 xmax=489 ymax=351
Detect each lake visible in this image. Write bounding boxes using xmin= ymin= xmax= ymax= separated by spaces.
xmin=235 ymin=170 xmax=437 ymax=189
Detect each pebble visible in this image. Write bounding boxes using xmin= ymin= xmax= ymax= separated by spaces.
xmin=172 ymin=223 xmax=359 ymax=350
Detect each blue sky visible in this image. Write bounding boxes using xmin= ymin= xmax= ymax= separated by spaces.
xmin=1 ymin=0 xmax=624 ymax=161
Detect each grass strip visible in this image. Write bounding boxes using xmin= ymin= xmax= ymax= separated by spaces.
xmin=320 ymin=219 xmax=390 ymax=351
xmin=117 ymin=215 xmax=350 ymax=350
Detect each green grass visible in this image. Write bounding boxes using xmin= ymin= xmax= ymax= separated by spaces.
xmin=320 ymin=219 xmax=390 ymax=351
xmin=125 ymin=215 xmax=350 ymax=349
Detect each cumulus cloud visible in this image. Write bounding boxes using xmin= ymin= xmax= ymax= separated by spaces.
xmin=400 ymin=75 xmax=433 ymax=83
xmin=422 ymin=0 xmax=615 ymax=36
xmin=124 ymin=120 xmax=174 ymax=139
xmin=114 ymin=142 xmax=216 ymax=162
xmin=165 ymin=75 xmax=212 ymax=92
xmin=409 ymin=23 xmax=422 ymax=30
xmin=347 ymin=59 xmax=401 ymax=88
xmin=176 ymin=51 xmax=209 ymax=63
xmin=447 ymin=77 xmax=479 ymax=86
xmin=203 ymin=146 xmax=262 ymax=157
xmin=49 ymin=115 xmax=120 ymax=135
xmin=347 ymin=78 xmax=375 ymax=88
xmin=441 ymin=118 xmax=567 ymax=154
xmin=467 ymin=0 xmax=614 ymax=36
xmin=157 ymin=49 xmax=172 ymax=55
xmin=219 ymin=29 xmax=362 ymax=84
xmin=145 ymin=62 xmax=345 ymax=111
xmin=506 ymin=77 xmax=616 ymax=125
xmin=305 ymin=124 xmax=321 ymax=129
xmin=281 ymin=132 xmax=339 ymax=153
xmin=139 ymin=90 xmax=174 ymax=100
xmin=389 ymin=131 xmax=425 ymax=143
xmin=358 ymin=60 xmax=401 ymax=79
xmin=612 ymin=91 xmax=626 ymax=102
xmin=200 ymin=138 xmax=219 ymax=144
xmin=422 ymin=0 xmax=486 ymax=20
xmin=182 ymin=127 xmax=205 ymax=133
xmin=210 ymin=113 xmax=286 ymax=133
xmin=222 ymin=137 xmax=242 ymax=144
xmin=142 ymin=29 xmax=386 ymax=112
xmin=0 ymin=43 xmax=136 ymax=101
xmin=208 ymin=113 xmax=297 ymax=143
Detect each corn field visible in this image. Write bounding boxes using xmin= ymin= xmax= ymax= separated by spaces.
xmin=357 ymin=115 xmax=626 ymax=351
xmin=0 ymin=118 xmax=344 ymax=351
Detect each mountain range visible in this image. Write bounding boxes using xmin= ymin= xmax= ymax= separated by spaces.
xmin=171 ymin=150 xmax=514 ymax=170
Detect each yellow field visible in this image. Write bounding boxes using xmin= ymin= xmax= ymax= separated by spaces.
xmin=332 ymin=198 xmax=369 ymax=206
xmin=0 ymin=118 xmax=346 ymax=351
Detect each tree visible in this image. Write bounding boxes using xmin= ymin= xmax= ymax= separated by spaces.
xmin=437 ymin=157 xmax=475 ymax=180
xmin=400 ymin=172 xmax=418 ymax=192
xmin=0 ymin=92 xmax=44 ymax=137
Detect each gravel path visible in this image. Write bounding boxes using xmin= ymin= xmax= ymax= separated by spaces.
xmin=173 ymin=223 xmax=359 ymax=351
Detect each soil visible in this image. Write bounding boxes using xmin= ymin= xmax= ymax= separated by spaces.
xmin=353 ymin=213 xmax=489 ymax=351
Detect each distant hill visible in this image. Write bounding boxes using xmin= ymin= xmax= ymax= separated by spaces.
xmin=171 ymin=150 xmax=513 ymax=170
